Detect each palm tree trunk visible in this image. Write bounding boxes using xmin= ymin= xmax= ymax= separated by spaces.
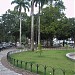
xmin=38 ymin=1 xmax=41 ymax=46
xmin=20 ymin=13 xmax=22 ymax=46
xmin=19 ymin=5 xmax=22 ymax=46
xmin=31 ymin=0 xmax=34 ymax=51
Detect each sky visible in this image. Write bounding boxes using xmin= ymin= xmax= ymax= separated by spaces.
xmin=63 ymin=0 xmax=75 ymax=18
xmin=0 ymin=0 xmax=75 ymax=18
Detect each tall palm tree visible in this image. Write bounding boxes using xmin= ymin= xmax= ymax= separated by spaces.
xmin=31 ymin=0 xmax=55 ymax=50
xmin=11 ymin=0 xmax=30 ymax=46
xmin=34 ymin=0 xmax=48 ymax=47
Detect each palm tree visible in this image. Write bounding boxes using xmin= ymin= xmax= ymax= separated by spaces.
xmin=31 ymin=0 xmax=55 ymax=50
xmin=11 ymin=0 xmax=30 ymax=46
xmin=34 ymin=0 xmax=48 ymax=47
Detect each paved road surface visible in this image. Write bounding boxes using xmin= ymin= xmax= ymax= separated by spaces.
xmin=0 ymin=48 xmax=22 ymax=75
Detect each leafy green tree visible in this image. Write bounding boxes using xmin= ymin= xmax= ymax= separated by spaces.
xmin=56 ymin=17 xmax=70 ymax=40
xmin=68 ymin=18 xmax=75 ymax=46
xmin=34 ymin=0 xmax=65 ymax=47
xmin=1 ymin=13 xmax=16 ymax=42
xmin=40 ymin=5 xmax=65 ymax=47
xmin=56 ymin=17 xmax=75 ymax=47
xmin=0 ymin=17 xmax=4 ymax=42
xmin=1 ymin=9 xmax=29 ymax=44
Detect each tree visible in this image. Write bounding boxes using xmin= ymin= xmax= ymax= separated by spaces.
xmin=68 ymin=18 xmax=75 ymax=46
xmin=34 ymin=0 xmax=65 ymax=47
xmin=1 ymin=9 xmax=30 ymax=44
xmin=11 ymin=0 xmax=30 ymax=45
xmin=1 ymin=12 xmax=17 ymax=42
xmin=55 ymin=0 xmax=65 ymax=12
xmin=34 ymin=0 xmax=47 ymax=47
xmin=40 ymin=5 xmax=65 ymax=47
xmin=56 ymin=17 xmax=70 ymax=40
xmin=0 ymin=17 xmax=3 ymax=42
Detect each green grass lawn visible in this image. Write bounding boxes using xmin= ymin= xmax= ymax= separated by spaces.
xmin=10 ymin=49 xmax=75 ymax=75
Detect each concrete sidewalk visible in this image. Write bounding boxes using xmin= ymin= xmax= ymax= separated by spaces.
xmin=0 ymin=48 xmax=22 ymax=75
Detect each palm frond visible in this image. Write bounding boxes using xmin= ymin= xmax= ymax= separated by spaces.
xmin=11 ymin=0 xmax=18 ymax=5
xmin=25 ymin=6 xmax=30 ymax=12
xmin=11 ymin=1 xmax=15 ymax=4
xmin=11 ymin=0 xmax=30 ymax=13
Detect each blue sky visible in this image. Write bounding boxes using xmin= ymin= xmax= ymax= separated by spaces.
xmin=0 ymin=0 xmax=75 ymax=18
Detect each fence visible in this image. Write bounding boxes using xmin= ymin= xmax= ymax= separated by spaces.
xmin=7 ymin=50 xmax=75 ymax=75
